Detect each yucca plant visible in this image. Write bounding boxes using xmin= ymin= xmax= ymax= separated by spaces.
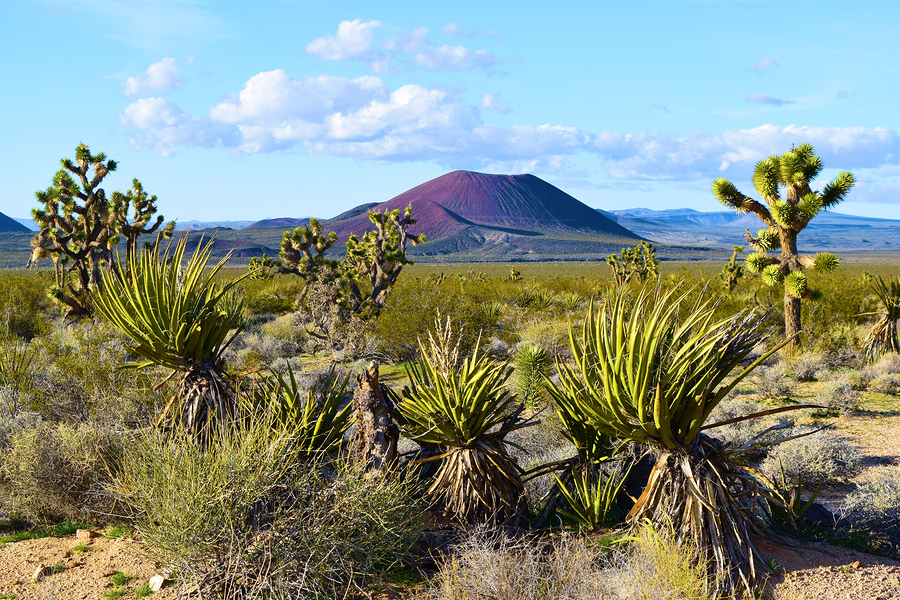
xmin=514 ymin=343 xmax=552 ymax=405
xmin=550 ymin=285 xmax=802 ymax=597
xmin=252 ymin=365 xmax=353 ymax=459
xmin=394 ymin=318 xmax=534 ymax=523
xmin=93 ymin=236 xmax=247 ymax=438
xmin=554 ymin=462 xmax=630 ymax=531
xmin=862 ymin=275 xmax=900 ymax=361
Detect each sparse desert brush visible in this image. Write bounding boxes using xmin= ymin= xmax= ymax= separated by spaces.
xmin=0 ymin=420 xmax=124 ymax=526
xmin=750 ymin=365 xmax=794 ymax=399
xmin=761 ymin=426 xmax=862 ymax=486
xmin=113 ymin=415 xmax=420 ymax=598
xmin=814 ymin=377 xmax=859 ymax=414
xmin=781 ymin=352 xmax=827 ymax=381
xmin=705 ymin=397 xmax=772 ymax=452
xmin=840 ymin=463 xmax=900 ymax=552
xmin=869 ymin=373 xmax=900 ymax=395
xmin=428 ymin=529 xmax=614 ymax=600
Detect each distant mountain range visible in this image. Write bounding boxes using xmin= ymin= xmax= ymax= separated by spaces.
xmin=1 ymin=213 xmax=31 ymax=233
xmin=606 ymin=208 xmax=900 ymax=252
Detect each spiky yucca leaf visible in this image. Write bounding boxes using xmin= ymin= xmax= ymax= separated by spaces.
xmin=761 ymin=264 xmax=784 ymax=286
xmin=752 ymin=156 xmax=781 ymax=200
xmin=94 ymin=236 xmax=246 ymax=372
xmin=770 ymin=200 xmax=798 ymax=228
xmin=254 ymin=365 xmax=353 ymax=458
xmin=797 ymin=192 xmax=823 ymax=222
xmin=863 ymin=276 xmax=900 ymax=361
xmin=785 ymin=271 xmax=809 ymax=298
xmin=514 ymin=343 xmax=552 ymax=404
xmin=754 ymin=229 xmax=779 ymax=252
xmin=555 ymin=464 xmax=630 ymax=531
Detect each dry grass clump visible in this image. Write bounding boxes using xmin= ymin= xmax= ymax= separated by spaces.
xmin=429 ymin=523 xmax=715 ymax=600
xmin=0 ymin=420 xmax=125 ymax=525
xmin=761 ymin=426 xmax=862 ymax=486
xmin=839 ymin=463 xmax=900 ymax=553
xmin=428 ymin=529 xmax=615 ymax=600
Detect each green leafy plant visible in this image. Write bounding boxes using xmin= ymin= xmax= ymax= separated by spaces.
xmin=394 ymin=318 xmax=533 ymax=522
xmin=252 ymin=365 xmax=353 ymax=459
xmin=549 ymin=285 xmax=804 ymax=597
xmin=712 ymin=143 xmax=854 ymax=347
xmin=93 ymin=236 xmax=247 ymax=438
xmin=862 ymin=275 xmax=900 ymax=361
xmin=766 ymin=462 xmax=823 ymax=532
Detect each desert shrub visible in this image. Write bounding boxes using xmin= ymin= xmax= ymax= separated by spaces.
xmin=869 ymin=373 xmax=900 ymax=395
xmin=781 ymin=352 xmax=827 ymax=381
xmin=608 ymin=521 xmax=716 ymax=600
xmin=839 ymin=464 xmax=900 ymax=553
xmin=761 ymin=426 xmax=862 ymax=486
xmin=0 ymin=420 xmax=124 ymax=526
xmin=814 ymin=377 xmax=859 ymax=414
xmin=428 ymin=530 xmax=615 ymax=600
xmin=863 ymin=352 xmax=900 ymax=379
xmin=0 ymin=273 xmax=55 ymax=341
xmin=240 ymin=278 xmax=305 ymax=317
xmin=749 ymin=366 xmax=793 ymax=399
xmin=113 ymin=418 xmax=421 ymax=598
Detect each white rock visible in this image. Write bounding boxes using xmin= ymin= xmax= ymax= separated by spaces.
xmin=149 ymin=574 xmax=169 ymax=592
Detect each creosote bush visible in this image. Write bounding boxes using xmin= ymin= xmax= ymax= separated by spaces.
xmin=0 ymin=421 xmax=125 ymax=526
xmin=840 ymin=463 xmax=900 ymax=553
xmin=814 ymin=377 xmax=858 ymax=414
xmin=112 ymin=416 xmax=421 ymax=598
xmin=761 ymin=426 xmax=862 ymax=486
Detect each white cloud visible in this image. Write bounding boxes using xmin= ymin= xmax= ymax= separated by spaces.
xmin=480 ymin=92 xmax=509 ymax=113
xmin=442 ymin=22 xmax=460 ymax=36
xmin=746 ymin=92 xmax=794 ymax=106
xmin=119 ymin=97 xmax=236 ymax=156
xmin=753 ymin=58 xmax=778 ymax=71
xmin=416 ymin=44 xmax=501 ymax=72
xmin=307 ymin=21 xmax=501 ymax=74
xmin=306 ymin=19 xmax=381 ymax=61
xmin=121 ymin=57 xmax=182 ymax=97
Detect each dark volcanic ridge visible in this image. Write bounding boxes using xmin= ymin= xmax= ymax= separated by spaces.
xmin=0 ymin=212 xmax=30 ymax=233
xmin=324 ymin=170 xmax=641 ymax=243
xmin=246 ymin=217 xmax=310 ymax=229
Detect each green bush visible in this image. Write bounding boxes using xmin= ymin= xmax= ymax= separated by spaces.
xmin=113 ymin=417 xmax=421 ymax=598
xmin=0 ymin=272 xmax=55 ymax=340
xmin=0 ymin=421 xmax=124 ymax=526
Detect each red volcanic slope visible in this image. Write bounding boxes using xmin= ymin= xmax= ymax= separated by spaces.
xmin=325 ymin=170 xmax=638 ymax=241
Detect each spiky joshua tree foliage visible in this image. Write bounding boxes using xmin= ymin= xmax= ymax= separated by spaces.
xmin=606 ymin=241 xmax=659 ymax=288
xmin=712 ymin=144 xmax=854 ymax=347
xmin=394 ymin=318 xmax=533 ymax=523
xmin=550 ymin=286 xmax=796 ymax=597
xmin=29 ymin=144 xmax=172 ymax=317
xmin=93 ymin=237 xmax=247 ymax=439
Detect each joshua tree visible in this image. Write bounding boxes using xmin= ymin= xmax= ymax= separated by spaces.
xmin=606 ymin=241 xmax=658 ymax=288
xmin=29 ymin=144 xmax=170 ymax=316
xmin=712 ymin=144 xmax=854 ymax=346
xmin=720 ymin=245 xmax=745 ymax=292
xmin=269 ymin=206 xmax=425 ymax=317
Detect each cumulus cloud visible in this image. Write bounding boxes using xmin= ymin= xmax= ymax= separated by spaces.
xmin=746 ymin=92 xmax=794 ymax=106
xmin=306 ymin=19 xmax=381 ymax=61
xmin=306 ymin=21 xmax=501 ymax=74
xmin=118 ymin=70 xmax=900 ymax=197
xmin=753 ymin=58 xmax=778 ymax=71
xmin=480 ymin=92 xmax=509 ymax=113
xmin=121 ymin=57 xmax=182 ymax=97
xmin=119 ymin=97 xmax=237 ymax=156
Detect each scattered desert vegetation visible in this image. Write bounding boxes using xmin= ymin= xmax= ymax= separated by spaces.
xmin=1 ymin=143 xmax=899 ymax=599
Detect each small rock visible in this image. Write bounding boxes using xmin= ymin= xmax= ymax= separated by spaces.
xmin=31 ymin=565 xmax=52 ymax=582
xmin=75 ymin=529 xmax=96 ymax=542
xmin=149 ymin=574 xmax=169 ymax=592
xmin=65 ymin=560 xmax=81 ymax=569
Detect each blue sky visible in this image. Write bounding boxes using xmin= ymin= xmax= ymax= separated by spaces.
xmin=4 ymin=0 xmax=900 ymax=222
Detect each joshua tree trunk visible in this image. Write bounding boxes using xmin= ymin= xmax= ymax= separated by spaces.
xmin=784 ymin=292 xmax=802 ymax=349
xmin=350 ymin=361 xmax=398 ymax=472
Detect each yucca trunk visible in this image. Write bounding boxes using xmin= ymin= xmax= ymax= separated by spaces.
xmin=173 ymin=366 xmax=232 ymax=440
xmin=430 ymin=441 xmax=523 ymax=523
xmin=627 ymin=435 xmax=770 ymax=597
